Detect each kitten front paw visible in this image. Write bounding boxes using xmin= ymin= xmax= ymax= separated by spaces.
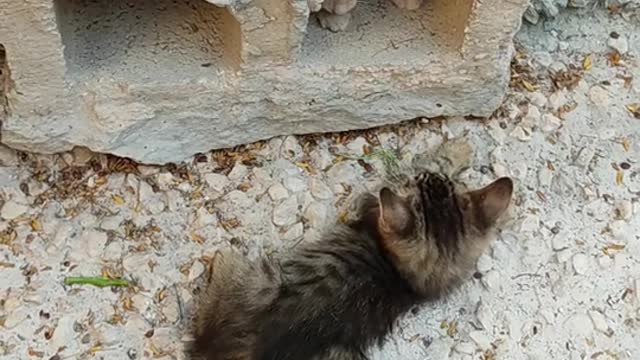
xmin=308 ymin=0 xmax=324 ymax=12
xmin=317 ymin=11 xmax=351 ymax=32
xmin=322 ymin=0 xmax=357 ymax=15
xmin=389 ymin=0 xmax=423 ymax=10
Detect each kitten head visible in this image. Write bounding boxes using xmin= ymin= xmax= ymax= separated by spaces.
xmin=375 ymin=172 xmax=513 ymax=298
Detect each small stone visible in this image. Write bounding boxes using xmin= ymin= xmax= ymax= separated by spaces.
xmin=282 ymin=222 xmax=304 ymax=242
xmin=188 ymin=261 xmax=205 ymax=282
xmin=524 ymin=105 xmax=541 ymax=126
xmin=1 ymin=201 xmax=28 ymax=220
xmin=541 ymin=114 xmax=562 ymax=132
xmin=588 ymin=310 xmax=612 ymax=335
xmin=303 ymin=202 xmax=328 ymax=229
xmin=309 ymin=178 xmax=333 ymax=200
xmin=538 ymin=166 xmax=553 ymax=187
xmin=3 ymin=307 xmax=28 ymax=329
xmin=551 ymin=231 xmax=569 ymax=251
xmin=138 ymin=165 xmax=160 ymax=176
xmin=345 ymin=137 xmax=369 ymax=156
xmin=309 ymin=146 xmax=333 ymax=170
xmin=588 ymin=86 xmax=610 ymax=108
xmin=574 ymin=146 xmax=595 ymax=168
xmin=528 ymin=92 xmax=547 ymax=108
xmin=481 ymin=270 xmax=500 ymax=290
xmin=454 ymin=342 xmax=475 ymax=355
xmin=100 ymin=216 xmax=122 ymax=231
xmin=548 ymin=90 xmax=567 ymax=109
xmin=268 ymin=183 xmax=289 ymax=201
xmin=103 ymin=241 xmax=123 ymax=262
xmin=273 ymin=197 xmax=299 ymax=227
xmin=71 ymin=146 xmax=94 ymax=165
xmin=564 ymin=313 xmax=593 ymax=337
xmin=227 ymin=163 xmax=248 ymax=181
xmin=204 ymin=173 xmax=229 ymax=193
xmin=85 ymin=230 xmax=108 ymax=258
xmin=607 ymin=36 xmax=629 ymax=55
xmin=139 ymin=181 xmax=165 ymax=215
xmin=609 ymin=220 xmax=629 ymax=242
xmin=469 ymin=331 xmax=492 ymax=350
xmin=510 ymin=126 xmax=532 ymax=142
xmin=123 ymin=254 xmax=149 ymax=273
xmin=556 ymin=249 xmax=572 ymax=263
xmin=572 ymin=253 xmax=589 ymax=275
xmin=281 ymin=136 xmax=303 ymax=159
xmin=519 ymin=214 xmax=540 ymax=233
xmin=162 ymin=294 xmax=181 ymax=323
xmin=156 ymin=172 xmax=175 ymax=190
xmin=614 ymin=200 xmax=633 ymax=221
xmin=0 ymin=144 xmax=19 ymax=166
xmin=283 ymin=175 xmax=307 ymax=193
xmin=476 ymin=254 xmax=493 ymax=273
xmin=597 ymin=255 xmax=613 ymax=269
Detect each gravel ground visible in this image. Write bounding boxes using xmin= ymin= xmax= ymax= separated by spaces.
xmin=1 ymin=8 xmax=639 ymax=360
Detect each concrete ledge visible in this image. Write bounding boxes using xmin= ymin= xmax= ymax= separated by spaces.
xmin=0 ymin=0 xmax=528 ymax=164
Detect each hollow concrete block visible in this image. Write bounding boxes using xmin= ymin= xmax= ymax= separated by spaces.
xmin=0 ymin=0 xmax=529 ymax=164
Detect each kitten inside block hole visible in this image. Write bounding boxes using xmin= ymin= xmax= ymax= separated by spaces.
xmin=311 ymin=0 xmax=425 ymax=32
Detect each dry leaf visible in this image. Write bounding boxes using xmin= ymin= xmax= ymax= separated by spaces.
xmin=583 ymin=54 xmax=593 ymax=70
xmin=30 ymin=218 xmax=42 ymax=232
xmin=608 ymin=51 xmax=622 ymax=66
xmin=190 ymin=232 xmax=205 ymax=244
xmin=622 ymin=137 xmax=630 ymax=152
xmin=112 ymin=195 xmax=125 ymax=205
xmin=616 ymin=170 xmax=624 ymax=185
xmin=521 ymin=80 xmax=537 ymax=92
xmin=625 ymin=103 xmax=640 ymax=119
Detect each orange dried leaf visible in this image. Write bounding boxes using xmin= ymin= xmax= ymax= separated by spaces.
xmin=521 ymin=80 xmax=537 ymax=92
xmin=30 ymin=218 xmax=42 ymax=232
xmin=583 ymin=54 xmax=593 ymax=70
xmin=112 ymin=195 xmax=125 ymax=205
xmin=616 ymin=170 xmax=624 ymax=185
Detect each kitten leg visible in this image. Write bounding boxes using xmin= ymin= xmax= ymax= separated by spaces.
xmin=317 ymin=11 xmax=352 ymax=32
xmin=308 ymin=0 xmax=324 ymax=12
xmin=389 ymin=0 xmax=423 ymax=10
xmin=322 ymin=0 xmax=357 ymax=15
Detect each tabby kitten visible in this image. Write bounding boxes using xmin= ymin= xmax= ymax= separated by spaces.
xmin=189 ymin=172 xmax=513 ymax=360
xmin=314 ymin=0 xmax=424 ymax=32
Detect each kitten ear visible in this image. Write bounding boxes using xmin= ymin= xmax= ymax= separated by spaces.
xmin=378 ymin=187 xmax=413 ymax=235
xmin=468 ymin=177 xmax=513 ymax=227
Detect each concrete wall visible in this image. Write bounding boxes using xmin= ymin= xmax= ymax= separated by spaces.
xmin=0 ymin=0 xmax=529 ymax=164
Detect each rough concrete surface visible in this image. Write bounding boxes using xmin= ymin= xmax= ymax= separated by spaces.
xmin=1 ymin=6 xmax=640 ymax=360
xmin=0 ymin=0 xmax=527 ymax=164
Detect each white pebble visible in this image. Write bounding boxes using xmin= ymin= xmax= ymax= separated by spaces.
xmin=204 ymin=173 xmax=229 ymax=193
xmin=283 ymin=175 xmax=307 ymax=193
xmin=103 ymin=241 xmax=123 ymax=262
xmin=85 ymin=230 xmax=107 ymax=258
xmin=282 ymin=223 xmax=304 ymax=242
xmin=607 ymin=36 xmax=629 ymax=55
xmin=188 ymin=261 xmax=206 ymax=282
xmin=309 ymin=178 xmax=333 ymax=200
xmin=3 ymin=307 xmax=28 ymax=329
xmin=510 ymin=126 xmax=532 ymax=142
xmin=454 ymin=342 xmax=475 ymax=355
xmin=572 ymin=253 xmax=589 ymax=275
xmin=273 ymin=197 xmax=299 ymax=227
xmin=588 ymin=310 xmax=612 ymax=335
xmin=519 ymin=214 xmax=540 ymax=233
xmin=0 ymin=201 xmax=28 ymax=220
xmin=476 ymin=254 xmax=493 ymax=273
xmin=541 ymin=114 xmax=562 ymax=133
xmin=574 ymin=147 xmax=595 ymax=168
xmin=123 ymin=253 xmax=149 ymax=273
xmin=227 ymin=163 xmax=248 ymax=181
xmin=548 ymin=90 xmax=567 ymax=109
xmin=0 ymin=144 xmax=18 ymax=166
xmin=597 ymin=255 xmax=613 ymax=269
xmin=304 ymin=202 xmax=328 ymax=229
xmin=556 ymin=249 xmax=572 ymax=263
xmin=588 ymin=86 xmax=610 ymax=108
xmin=537 ymin=166 xmax=553 ymax=187
xmin=614 ymin=200 xmax=633 ymax=221
xmin=609 ymin=220 xmax=629 ymax=242
xmin=268 ymin=183 xmax=289 ymax=202
xmin=528 ymin=92 xmax=547 ymax=108
xmin=469 ymin=331 xmax=492 ymax=350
